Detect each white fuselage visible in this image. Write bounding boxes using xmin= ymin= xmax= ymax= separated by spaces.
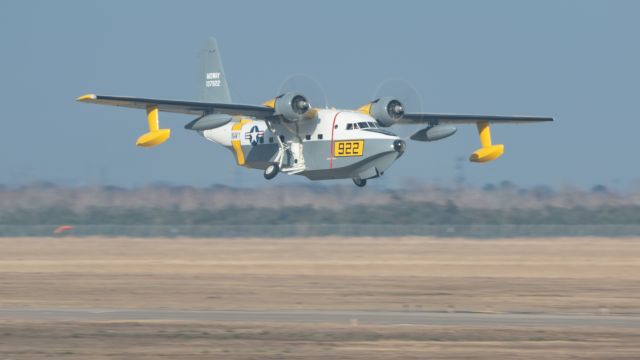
xmin=201 ymin=109 xmax=404 ymax=180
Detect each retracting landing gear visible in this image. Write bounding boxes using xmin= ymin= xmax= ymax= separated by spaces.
xmin=266 ymin=120 xmax=306 ymax=176
xmin=272 ymin=134 xmax=305 ymax=174
xmin=264 ymin=164 xmax=279 ymax=180
xmin=352 ymin=178 xmax=367 ymax=187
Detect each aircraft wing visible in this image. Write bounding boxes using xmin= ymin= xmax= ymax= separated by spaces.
xmin=397 ymin=113 xmax=553 ymax=163
xmin=76 ymin=94 xmax=275 ymax=118
xmin=400 ymin=113 xmax=554 ymax=124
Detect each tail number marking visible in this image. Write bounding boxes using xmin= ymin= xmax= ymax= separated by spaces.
xmin=206 ymin=72 xmax=221 ymax=87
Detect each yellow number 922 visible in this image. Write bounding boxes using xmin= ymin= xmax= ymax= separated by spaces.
xmin=334 ymin=140 xmax=364 ymax=157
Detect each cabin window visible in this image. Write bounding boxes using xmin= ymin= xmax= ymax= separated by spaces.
xmin=269 ymin=137 xmax=274 ymax=143
xmin=279 ymin=135 xmax=285 ymax=142
xmin=318 ymin=134 xmax=323 ymax=140
xmin=334 ymin=124 xmax=338 ymax=129
xmin=368 ymin=122 xmax=377 ymax=128
xmin=346 ymin=123 xmax=353 ymax=130
xmin=305 ymin=135 xmax=311 ymax=140
xmin=358 ymin=122 xmax=369 ymax=129
xmin=353 ymin=123 xmax=359 ymax=129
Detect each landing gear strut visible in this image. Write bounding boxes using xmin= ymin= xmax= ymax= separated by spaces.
xmin=264 ymin=164 xmax=279 ymax=180
xmin=352 ymin=178 xmax=367 ymax=187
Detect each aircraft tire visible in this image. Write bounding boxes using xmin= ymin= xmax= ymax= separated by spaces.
xmin=352 ymin=178 xmax=367 ymax=187
xmin=264 ymin=164 xmax=279 ymax=180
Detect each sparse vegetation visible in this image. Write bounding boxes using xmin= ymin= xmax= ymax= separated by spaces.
xmin=1 ymin=183 xmax=640 ymax=226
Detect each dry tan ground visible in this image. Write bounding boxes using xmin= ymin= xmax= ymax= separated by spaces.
xmin=0 ymin=236 xmax=639 ymax=359
xmin=1 ymin=321 xmax=639 ymax=360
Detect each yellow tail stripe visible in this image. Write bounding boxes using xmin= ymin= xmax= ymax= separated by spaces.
xmin=232 ymin=140 xmax=245 ymax=165
xmin=230 ymin=119 xmax=252 ymax=165
xmin=232 ymin=118 xmax=252 ymax=131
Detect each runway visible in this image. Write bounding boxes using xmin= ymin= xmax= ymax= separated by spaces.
xmin=1 ymin=308 xmax=638 ymax=328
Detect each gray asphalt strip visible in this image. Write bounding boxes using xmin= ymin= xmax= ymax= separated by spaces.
xmin=0 ymin=308 xmax=638 ymax=328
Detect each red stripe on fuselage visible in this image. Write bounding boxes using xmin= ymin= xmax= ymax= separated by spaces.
xmin=329 ymin=111 xmax=341 ymax=169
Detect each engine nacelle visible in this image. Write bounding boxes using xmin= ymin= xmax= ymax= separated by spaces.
xmin=359 ymin=97 xmax=405 ymax=127
xmin=410 ymin=125 xmax=457 ymax=142
xmin=271 ymin=93 xmax=311 ymax=122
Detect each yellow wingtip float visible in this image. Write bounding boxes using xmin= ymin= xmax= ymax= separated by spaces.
xmin=470 ymin=121 xmax=504 ymax=163
xmin=76 ymin=95 xmax=170 ymax=147
xmin=135 ymin=106 xmax=171 ymax=147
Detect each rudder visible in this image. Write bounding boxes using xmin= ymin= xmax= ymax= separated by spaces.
xmin=200 ymin=37 xmax=232 ymax=103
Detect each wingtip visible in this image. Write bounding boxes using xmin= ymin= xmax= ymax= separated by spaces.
xmin=76 ymin=93 xmax=96 ymax=101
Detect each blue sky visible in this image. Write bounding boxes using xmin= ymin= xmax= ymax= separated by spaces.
xmin=1 ymin=0 xmax=638 ymax=188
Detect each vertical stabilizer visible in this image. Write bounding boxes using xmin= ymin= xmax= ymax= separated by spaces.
xmin=200 ymin=37 xmax=232 ymax=103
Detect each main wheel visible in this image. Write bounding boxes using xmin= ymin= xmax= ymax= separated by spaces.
xmin=352 ymin=178 xmax=367 ymax=187
xmin=264 ymin=164 xmax=279 ymax=180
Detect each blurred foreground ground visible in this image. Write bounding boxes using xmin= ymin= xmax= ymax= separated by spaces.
xmin=0 ymin=236 xmax=638 ymax=359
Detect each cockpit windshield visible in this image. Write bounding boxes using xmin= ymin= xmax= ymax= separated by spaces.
xmin=346 ymin=121 xmax=380 ymax=130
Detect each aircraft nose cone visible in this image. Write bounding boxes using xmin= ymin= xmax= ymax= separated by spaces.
xmin=393 ymin=139 xmax=406 ymax=154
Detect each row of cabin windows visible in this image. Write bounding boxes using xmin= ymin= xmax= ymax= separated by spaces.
xmin=268 ymin=134 xmax=324 ymax=143
xmin=267 ymin=136 xmax=285 ymax=143
xmin=259 ymin=121 xmax=377 ymax=144
xmin=346 ymin=122 xmax=379 ymax=130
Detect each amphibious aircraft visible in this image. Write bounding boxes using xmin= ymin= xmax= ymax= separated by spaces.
xmin=77 ymin=38 xmax=552 ymax=187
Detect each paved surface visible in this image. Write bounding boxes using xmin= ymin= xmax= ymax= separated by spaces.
xmin=0 ymin=308 xmax=638 ymax=328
